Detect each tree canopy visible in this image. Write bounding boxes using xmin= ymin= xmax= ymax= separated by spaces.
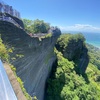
xmin=23 ymin=19 xmax=50 ymax=34
xmin=46 ymin=33 xmax=100 ymax=100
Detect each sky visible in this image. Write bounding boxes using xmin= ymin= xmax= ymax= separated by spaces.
xmin=2 ymin=0 xmax=100 ymax=33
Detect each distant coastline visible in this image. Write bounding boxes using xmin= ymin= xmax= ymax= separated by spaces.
xmin=86 ymin=41 xmax=100 ymax=49
xmin=82 ymin=32 xmax=100 ymax=49
xmin=62 ymin=31 xmax=100 ymax=49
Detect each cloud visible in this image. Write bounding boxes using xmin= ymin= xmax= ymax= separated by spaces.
xmin=59 ymin=24 xmax=100 ymax=32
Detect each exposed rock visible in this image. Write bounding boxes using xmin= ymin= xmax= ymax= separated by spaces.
xmin=0 ymin=21 xmax=60 ymax=100
xmin=77 ymin=47 xmax=89 ymax=73
xmin=63 ymin=39 xmax=84 ymax=60
xmin=0 ymin=13 xmax=24 ymax=28
xmin=56 ymin=36 xmax=89 ymax=73
xmin=63 ymin=39 xmax=89 ymax=73
xmin=48 ymin=26 xmax=61 ymax=36
xmin=5 ymin=13 xmax=24 ymax=28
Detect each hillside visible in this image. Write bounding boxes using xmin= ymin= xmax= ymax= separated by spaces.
xmin=0 ymin=20 xmax=61 ymax=100
xmin=0 ymin=19 xmax=100 ymax=100
xmin=86 ymin=43 xmax=100 ymax=69
xmin=0 ymin=1 xmax=100 ymax=100
xmin=46 ymin=34 xmax=100 ymax=100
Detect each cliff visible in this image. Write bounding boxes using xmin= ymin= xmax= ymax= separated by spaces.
xmin=46 ymin=35 xmax=100 ymax=100
xmin=56 ymin=33 xmax=89 ymax=73
xmin=0 ymin=21 xmax=61 ymax=100
xmin=5 ymin=13 xmax=24 ymax=28
xmin=0 ymin=20 xmax=89 ymax=100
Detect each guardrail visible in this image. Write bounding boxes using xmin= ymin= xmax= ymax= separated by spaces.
xmin=0 ymin=59 xmax=17 ymax=100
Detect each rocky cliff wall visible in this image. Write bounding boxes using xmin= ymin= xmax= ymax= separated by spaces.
xmin=62 ymin=40 xmax=89 ymax=73
xmin=56 ymin=34 xmax=89 ymax=73
xmin=0 ymin=13 xmax=24 ymax=28
xmin=0 ymin=21 xmax=61 ymax=100
xmin=63 ymin=39 xmax=84 ymax=60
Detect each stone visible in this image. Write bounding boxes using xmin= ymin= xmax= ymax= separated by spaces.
xmin=0 ymin=21 xmax=61 ymax=100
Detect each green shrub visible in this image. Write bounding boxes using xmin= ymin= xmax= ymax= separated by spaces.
xmin=46 ymin=48 xmax=100 ymax=100
xmin=10 ymin=64 xmax=32 ymax=100
xmin=17 ymin=77 xmax=32 ymax=100
xmin=0 ymin=36 xmax=8 ymax=61
xmin=23 ymin=19 xmax=50 ymax=34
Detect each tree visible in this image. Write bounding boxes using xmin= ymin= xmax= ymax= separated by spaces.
xmin=46 ymin=35 xmax=100 ymax=100
xmin=22 ymin=19 xmax=34 ymax=33
xmin=32 ymin=19 xmax=50 ymax=33
xmin=23 ymin=19 xmax=50 ymax=34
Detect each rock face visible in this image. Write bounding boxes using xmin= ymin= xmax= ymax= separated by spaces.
xmin=0 ymin=13 xmax=24 ymax=28
xmin=62 ymin=39 xmax=89 ymax=73
xmin=5 ymin=13 xmax=24 ymax=28
xmin=63 ymin=40 xmax=84 ymax=60
xmin=56 ymin=38 xmax=89 ymax=73
xmin=48 ymin=27 xmax=61 ymax=36
xmin=0 ymin=21 xmax=61 ymax=100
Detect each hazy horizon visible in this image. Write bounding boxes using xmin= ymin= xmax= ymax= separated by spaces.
xmin=2 ymin=0 xmax=100 ymax=33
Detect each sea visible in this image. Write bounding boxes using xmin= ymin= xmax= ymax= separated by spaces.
xmin=63 ymin=31 xmax=100 ymax=49
xmin=83 ymin=32 xmax=100 ymax=49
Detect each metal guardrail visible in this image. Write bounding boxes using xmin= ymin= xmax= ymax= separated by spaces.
xmin=0 ymin=60 xmax=17 ymax=100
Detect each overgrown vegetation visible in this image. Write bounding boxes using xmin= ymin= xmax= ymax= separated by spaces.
xmin=0 ymin=36 xmax=32 ymax=100
xmin=10 ymin=64 xmax=32 ymax=100
xmin=56 ymin=33 xmax=85 ymax=51
xmin=17 ymin=77 xmax=32 ymax=100
xmin=11 ymin=65 xmax=32 ymax=100
xmin=0 ymin=36 xmax=8 ymax=61
xmin=86 ymin=43 xmax=100 ymax=69
xmin=38 ymin=33 xmax=52 ymax=41
xmin=23 ymin=19 xmax=50 ymax=34
xmin=46 ymin=33 xmax=100 ymax=100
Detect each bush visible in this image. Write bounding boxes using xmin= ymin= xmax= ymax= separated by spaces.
xmin=46 ymin=47 xmax=100 ymax=100
xmin=0 ymin=36 xmax=8 ymax=61
xmin=23 ymin=19 xmax=50 ymax=34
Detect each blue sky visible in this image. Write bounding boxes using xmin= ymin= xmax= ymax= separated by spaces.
xmin=3 ymin=0 xmax=100 ymax=32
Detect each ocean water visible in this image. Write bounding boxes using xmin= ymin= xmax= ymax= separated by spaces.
xmin=82 ymin=32 xmax=100 ymax=49
xmin=63 ymin=31 xmax=100 ymax=49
